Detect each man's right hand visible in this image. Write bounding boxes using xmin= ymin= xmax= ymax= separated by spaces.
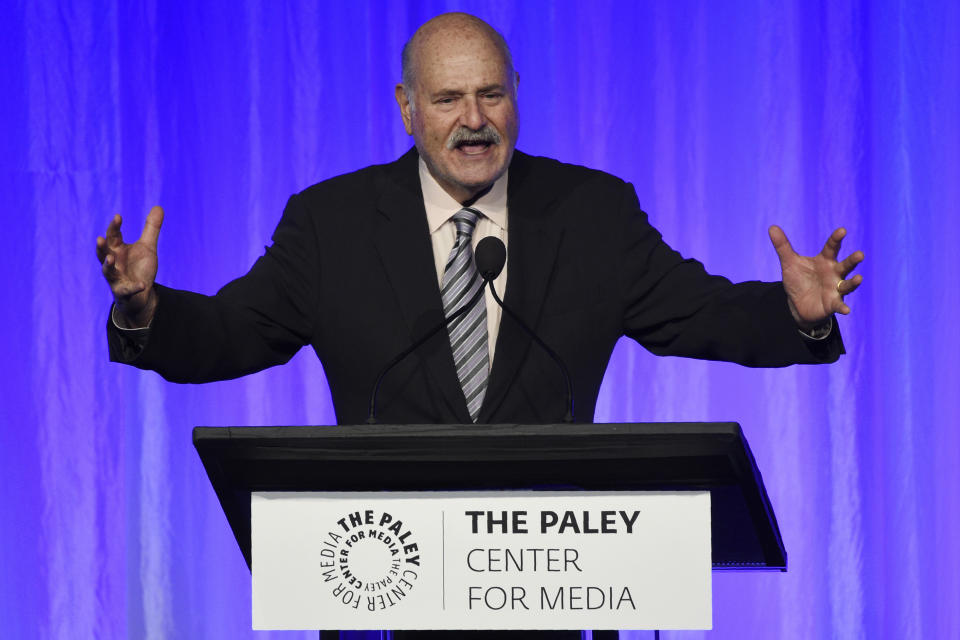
xmin=96 ymin=206 xmax=164 ymax=328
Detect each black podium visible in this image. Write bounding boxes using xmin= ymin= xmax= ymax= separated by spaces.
xmin=194 ymin=422 xmax=786 ymax=635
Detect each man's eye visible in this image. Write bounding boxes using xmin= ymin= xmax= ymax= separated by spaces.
xmin=437 ymin=97 xmax=456 ymax=105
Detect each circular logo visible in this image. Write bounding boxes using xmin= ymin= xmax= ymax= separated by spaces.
xmin=319 ymin=509 xmax=422 ymax=611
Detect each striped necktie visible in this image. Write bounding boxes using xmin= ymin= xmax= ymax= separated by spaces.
xmin=441 ymin=207 xmax=489 ymax=422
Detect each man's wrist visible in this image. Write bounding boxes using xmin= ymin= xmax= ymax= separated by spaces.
xmin=786 ymin=296 xmax=829 ymax=332
xmin=112 ymin=291 xmax=157 ymax=330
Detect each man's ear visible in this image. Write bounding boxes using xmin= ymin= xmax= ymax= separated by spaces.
xmin=395 ymin=84 xmax=414 ymax=135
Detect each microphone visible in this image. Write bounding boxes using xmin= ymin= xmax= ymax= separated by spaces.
xmin=475 ymin=235 xmax=506 ymax=281
xmin=475 ymin=237 xmax=575 ymax=423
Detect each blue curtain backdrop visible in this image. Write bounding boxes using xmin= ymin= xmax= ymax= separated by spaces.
xmin=1 ymin=0 xmax=958 ymax=638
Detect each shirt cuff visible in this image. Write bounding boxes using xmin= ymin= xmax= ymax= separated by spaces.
xmin=798 ymin=316 xmax=833 ymax=341
xmin=111 ymin=304 xmax=152 ymax=331
xmin=109 ymin=304 xmax=151 ymax=361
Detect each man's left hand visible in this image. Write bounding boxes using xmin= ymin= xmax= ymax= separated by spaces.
xmin=769 ymin=225 xmax=864 ymax=331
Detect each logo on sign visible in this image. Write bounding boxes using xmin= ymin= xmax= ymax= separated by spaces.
xmin=319 ymin=509 xmax=421 ymax=611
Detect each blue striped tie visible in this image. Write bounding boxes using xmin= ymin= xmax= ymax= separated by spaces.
xmin=441 ymin=207 xmax=488 ymax=422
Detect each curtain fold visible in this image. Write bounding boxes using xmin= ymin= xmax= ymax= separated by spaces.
xmin=2 ymin=1 xmax=957 ymax=638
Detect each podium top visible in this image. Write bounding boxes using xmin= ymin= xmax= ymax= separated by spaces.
xmin=193 ymin=422 xmax=786 ymax=571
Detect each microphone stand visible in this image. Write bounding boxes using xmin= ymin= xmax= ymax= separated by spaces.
xmin=486 ymin=278 xmax=574 ymax=423
xmin=366 ymin=285 xmax=485 ymax=424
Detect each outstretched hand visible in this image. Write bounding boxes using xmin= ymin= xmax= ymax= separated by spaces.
xmin=96 ymin=206 xmax=164 ymax=327
xmin=768 ymin=225 xmax=863 ymax=330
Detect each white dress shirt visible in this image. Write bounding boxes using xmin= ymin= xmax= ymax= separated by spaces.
xmin=419 ymin=158 xmax=508 ymax=364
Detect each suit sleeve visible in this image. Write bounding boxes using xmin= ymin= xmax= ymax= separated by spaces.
xmin=616 ymin=183 xmax=843 ymax=367
xmin=107 ymin=193 xmax=320 ymax=382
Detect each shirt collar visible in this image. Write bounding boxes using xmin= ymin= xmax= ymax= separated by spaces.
xmin=419 ymin=156 xmax=508 ymax=233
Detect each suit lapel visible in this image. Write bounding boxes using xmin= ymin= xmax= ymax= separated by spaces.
xmin=478 ymin=152 xmax=564 ymax=423
xmin=372 ymin=149 xmax=473 ymax=423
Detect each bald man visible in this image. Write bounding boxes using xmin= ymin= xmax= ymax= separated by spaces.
xmin=99 ymin=13 xmax=861 ymax=425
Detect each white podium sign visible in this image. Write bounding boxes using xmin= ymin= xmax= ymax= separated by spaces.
xmin=251 ymin=491 xmax=711 ymax=631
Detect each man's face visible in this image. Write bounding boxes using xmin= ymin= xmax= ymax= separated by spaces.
xmin=397 ymin=32 xmax=518 ymax=203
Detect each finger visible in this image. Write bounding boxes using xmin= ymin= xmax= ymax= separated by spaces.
xmin=105 ymin=214 xmax=124 ymax=247
xmin=101 ymin=253 xmax=120 ymax=283
xmin=839 ymin=250 xmax=864 ymax=278
xmin=138 ymin=206 xmax=164 ymax=249
xmin=821 ymin=227 xmax=846 ymax=261
xmin=96 ymin=236 xmax=109 ymax=262
xmin=840 ymin=274 xmax=863 ymax=296
xmin=102 ymin=255 xmax=146 ymax=297
xmin=767 ymin=225 xmax=796 ymax=262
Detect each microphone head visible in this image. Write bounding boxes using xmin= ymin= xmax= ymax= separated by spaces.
xmin=475 ymin=236 xmax=507 ymax=281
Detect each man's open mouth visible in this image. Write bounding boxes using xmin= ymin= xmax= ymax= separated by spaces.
xmin=456 ymin=141 xmax=493 ymax=154
xmin=448 ymin=126 xmax=502 ymax=153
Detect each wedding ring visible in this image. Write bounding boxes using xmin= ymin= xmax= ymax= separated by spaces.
xmin=836 ymin=279 xmax=845 ymax=295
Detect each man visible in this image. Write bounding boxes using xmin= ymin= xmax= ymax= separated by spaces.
xmin=98 ymin=13 xmax=863 ymax=426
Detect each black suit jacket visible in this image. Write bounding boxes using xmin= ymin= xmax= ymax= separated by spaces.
xmin=110 ymin=148 xmax=842 ymax=424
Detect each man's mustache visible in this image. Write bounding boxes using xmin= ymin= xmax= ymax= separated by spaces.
xmin=446 ymin=126 xmax=502 ymax=150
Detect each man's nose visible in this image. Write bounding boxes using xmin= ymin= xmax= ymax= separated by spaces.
xmin=460 ymin=96 xmax=486 ymax=130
